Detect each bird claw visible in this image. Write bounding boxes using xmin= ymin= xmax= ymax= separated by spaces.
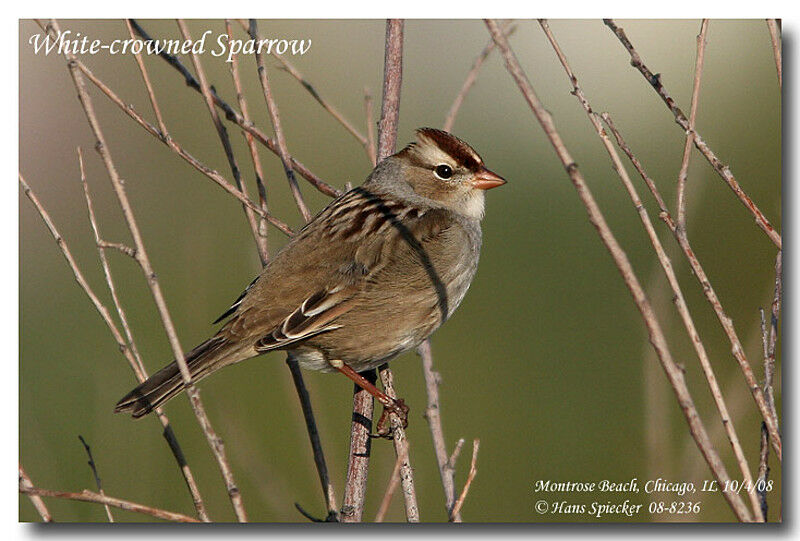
xmin=372 ymin=398 xmax=409 ymax=439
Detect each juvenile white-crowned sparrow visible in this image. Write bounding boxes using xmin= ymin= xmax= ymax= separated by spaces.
xmin=115 ymin=128 xmax=505 ymax=422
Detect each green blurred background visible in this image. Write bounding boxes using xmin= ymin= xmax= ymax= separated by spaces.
xmin=19 ymin=19 xmax=781 ymax=522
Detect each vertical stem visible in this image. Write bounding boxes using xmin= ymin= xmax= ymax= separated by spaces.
xmin=341 ymin=371 xmax=376 ymax=522
xmin=418 ymin=340 xmax=460 ymax=520
xmin=676 ymin=19 xmax=709 ymax=231
xmin=286 ymin=357 xmax=339 ymax=520
xmin=378 ymin=364 xmax=419 ymax=522
xmin=377 ymin=20 xmax=404 ymax=161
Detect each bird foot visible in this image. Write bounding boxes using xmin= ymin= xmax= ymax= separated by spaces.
xmin=373 ymin=398 xmax=409 ymax=439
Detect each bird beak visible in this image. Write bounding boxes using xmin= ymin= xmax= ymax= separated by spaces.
xmin=471 ymin=167 xmax=506 ymax=190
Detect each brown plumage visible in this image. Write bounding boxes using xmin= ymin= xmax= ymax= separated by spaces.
xmin=115 ymin=128 xmax=505 ymax=418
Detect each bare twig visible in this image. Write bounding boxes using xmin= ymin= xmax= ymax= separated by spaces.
xmin=377 ymin=20 xmax=405 ymax=160
xmin=766 ymin=20 xmax=782 ymax=89
xmin=444 ymin=21 xmax=516 ymax=132
xmin=364 ymin=87 xmax=377 ymax=166
xmin=487 ymin=18 xmax=752 ymax=521
xmin=450 ymin=439 xmax=479 ymax=520
xmin=373 ymin=449 xmax=406 ymax=522
xmin=341 ymin=372 xmax=376 ymax=523
xmin=97 ymin=240 xmax=136 ymax=258
xmin=77 ymin=436 xmax=114 ymax=522
xmin=77 ymin=151 xmax=211 ymax=521
xmin=676 ymin=19 xmax=708 ymax=231
xmin=536 ymin=19 xmax=759 ymax=520
xmin=756 ymin=422 xmax=770 ymax=521
xmin=271 ymin=51 xmax=374 ymax=164
xmin=19 ymin=465 xmax=52 ymax=522
xmin=247 ymin=19 xmax=312 ymax=222
xmin=286 ymin=357 xmax=339 ymax=521
xmin=603 ymin=19 xmax=781 ymax=250
xmin=226 ymin=19 xmax=270 ymax=263
xmin=178 ymin=20 xmax=268 ymax=267
xmin=378 ymin=364 xmax=419 ymax=522
xmin=601 ymin=112 xmax=782 ymax=463
xmin=765 ymin=251 xmax=782 ymax=427
xmin=48 ymin=18 xmax=247 ymax=522
xmin=22 ymin=171 xmax=211 ymax=522
xmin=757 ymin=309 xmax=771 ymax=522
xmin=418 ymin=340 xmax=460 ymax=520
xmin=447 ymin=438 xmax=466 ymax=470
xmin=19 ymin=486 xmax=201 ymax=522
xmin=124 ymin=19 xmax=169 ymax=141
xmin=129 ymin=19 xmax=342 ymax=198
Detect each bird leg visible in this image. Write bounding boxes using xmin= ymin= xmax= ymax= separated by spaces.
xmin=332 ymin=361 xmax=409 ymax=437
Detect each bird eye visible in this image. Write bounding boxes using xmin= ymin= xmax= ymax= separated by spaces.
xmin=434 ymin=164 xmax=453 ymax=180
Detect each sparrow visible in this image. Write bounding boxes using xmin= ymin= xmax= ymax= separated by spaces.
xmin=115 ymin=128 xmax=505 ymax=428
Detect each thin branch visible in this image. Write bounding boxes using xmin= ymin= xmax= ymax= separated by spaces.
xmin=765 ymin=250 xmax=782 ymax=427
xmin=756 ymin=422 xmax=770 ymax=521
xmin=178 ymin=20 xmax=267 ymax=266
xmin=757 ymin=306 xmax=773 ymax=521
xmin=450 ymin=439 xmax=479 ymax=521
xmin=603 ymin=19 xmax=781 ymax=250
xmin=766 ymin=20 xmax=782 ymax=89
xmin=77 ymin=436 xmax=114 ymax=522
xmin=364 ymin=87 xmax=377 ymax=166
xmin=78 ymin=149 xmax=211 ymax=521
xmin=444 ymin=21 xmax=516 ymax=133
xmin=538 ymin=19 xmax=760 ymax=521
xmin=486 ymin=18 xmax=752 ymax=522
xmin=226 ymin=19 xmax=270 ymax=263
xmin=124 ymin=19 xmax=169 ymax=141
xmin=676 ymin=19 xmax=709 ymax=231
xmin=447 ymin=438 xmax=466 ymax=471
xmin=601 ymin=112 xmax=782 ymax=463
xmin=378 ymin=364 xmax=419 ymax=522
xmin=417 ymin=340 xmax=460 ymax=521
xmin=19 ymin=486 xmax=201 ymax=523
xmin=341 ymin=372 xmax=376 ymax=523
xmin=19 ymin=465 xmax=52 ymax=522
xmin=48 ymin=18 xmax=247 ymax=522
xmin=247 ymin=19 xmax=312 ymax=222
xmin=271 ymin=50 xmax=374 ymax=164
xmin=377 ymin=20 xmax=405 ymax=161
xmin=23 ymin=170 xmax=211 ymax=522
xmin=129 ymin=19 xmax=342 ymax=199
xmin=97 ymin=240 xmax=136 ymax=259
xmin=373 ymin=449 xmax=406 ymax=522
xmin=286 ymin=357 xmax=339 ymax=521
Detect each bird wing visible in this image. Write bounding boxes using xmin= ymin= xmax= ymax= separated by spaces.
xmin=252 ymin=286 xmax=356 ymax=353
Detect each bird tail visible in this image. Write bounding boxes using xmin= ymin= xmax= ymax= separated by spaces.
xmin=114 ymin=336 xmax=237 ymax=418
